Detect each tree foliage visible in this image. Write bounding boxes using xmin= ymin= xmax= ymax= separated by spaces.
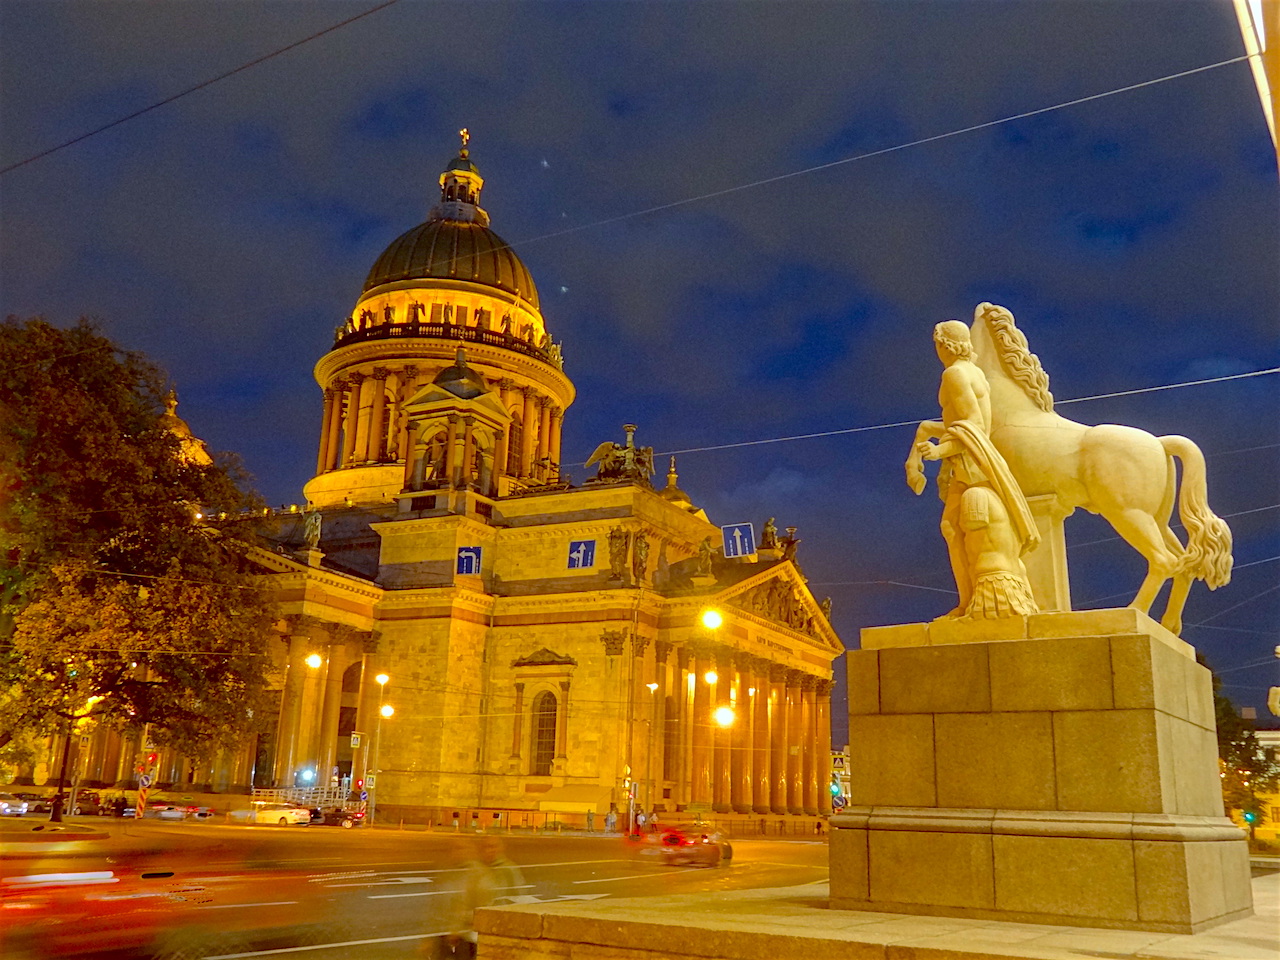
xmin=1212 ymin=672 xmax=1279 ymax=834
xmin=0 ymin=317 xmax=277 ymax=761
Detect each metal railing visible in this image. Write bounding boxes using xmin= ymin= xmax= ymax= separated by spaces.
xmin=332 ymin=319 xmax=562 ymax=369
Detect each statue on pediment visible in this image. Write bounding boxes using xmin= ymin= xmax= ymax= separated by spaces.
xmin=586 ymin=423 xmax=654 ymax=486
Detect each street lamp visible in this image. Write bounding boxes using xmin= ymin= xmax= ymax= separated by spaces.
xmin=713 ymin=705 xmax=736 ymax=727
xmin=368 ymin=674 xmax=391 ymax=826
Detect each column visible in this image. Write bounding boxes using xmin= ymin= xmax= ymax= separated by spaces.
xmin=398 ymin=365 xmax=420 ymax=465
xmin=341 ymin=374 xmax=364 ymax=466
xmin=786 ymin=669 xmax=803 ymax=815
xmin=769 ymin=664 xmax=788 ymax=814
xmin=730 ymin=655 xmax=752 ymax=813
xmin=801 ymin=675 xmax=818 ymax=816
xmin=402 ymin=421 xmax=421 ymax=490
xmin=445 ymin=414 xmax=460 ymax=488
xmin=493 ymin=426 xmax=509 ymax=493
xmin=676 ymin=648 xmax=692 ymax=807
xmin=461 ymin=416 xmax=475 ymax=488
xmin=752 ymin=657 xmax=772 ymax=814
xmin=317 ymin=641 xmax=349 ymax=783
xmin=555 ymin=680 xmax=571 ymax=773
xmin=352 ymin=644 xmax=382 ymax=786
xmin=536 ymin=397 xmax=552 ymax=471
xmin=274 ymin=628 xmax=309 ymax=786
xmin=712 ymin=650 xmax=732 ymax=813
xmin=690 ymin=647 xmax=713 ymax=807
xmin=549 ymin=409 xmax=563 ymax=477
xmin=817 ymin=679 xmax=833 ymax=816
xmin=325 ymin=380 xmax=347 ymax=471
xmin=654 ymin=642 xmax=671 ymax=805
xmin=510 ymin=683 xmax=525 ymax=762
xmin=368 ymin=368 xmax=389 ymax=462
xmin=352 ymin=374 xmax=374 ymax=462
xmin=317 ymin=388 xmax=336 ymax=474
xmin=520 ymin=388 xmax=537 ymax=477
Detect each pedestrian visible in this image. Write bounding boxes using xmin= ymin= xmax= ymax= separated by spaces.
xmin=604 ymin=808 xmax=617 ymax=833
xmin=586 ymin=810 xmax=595 ymax=832
xmin=434 ymin=837 xmax=527 ymax=958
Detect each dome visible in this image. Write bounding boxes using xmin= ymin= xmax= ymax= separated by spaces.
xmin=363 ymin=219 xmax=540 ymax=308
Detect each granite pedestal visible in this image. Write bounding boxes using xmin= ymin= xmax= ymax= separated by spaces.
xmin=829 ymin=608 xmax=1252 ymax=934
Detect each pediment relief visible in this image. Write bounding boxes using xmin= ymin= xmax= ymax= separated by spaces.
xmin=722 ymin=565 xmax=838 ymax=650
xmin=511 ymin=646 xmax=578 ymax=668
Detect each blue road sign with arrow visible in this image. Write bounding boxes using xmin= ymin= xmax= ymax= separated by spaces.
xmin=567 ymin=540 xmax=596 ymax=569
xmin=456 ymin=546 xmax=482 ymax=575
xmin=721 ymin=523 xmax=756 ymax=559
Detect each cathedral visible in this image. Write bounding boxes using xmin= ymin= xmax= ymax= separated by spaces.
xmin=52 ymin=136 xmax=844 ymax=827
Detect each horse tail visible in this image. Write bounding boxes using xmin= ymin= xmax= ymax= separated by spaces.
xmin=1160 ymin=435 xmax=1233 ymax=589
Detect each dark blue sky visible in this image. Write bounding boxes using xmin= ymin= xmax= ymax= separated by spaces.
xmin=2 ymin=1 xmax=1277 ymax=739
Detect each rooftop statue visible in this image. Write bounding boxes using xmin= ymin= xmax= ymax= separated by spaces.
xmin=907 ymin=320 xmax=1040 ymax=620
xmin=585 ymin=423 xmax=655 ymax=486
xmin=966 ymin=303 xmax=1231 ymax=634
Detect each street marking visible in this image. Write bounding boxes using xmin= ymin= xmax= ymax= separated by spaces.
xmin=199 ymin=900 xmax=299 ymax=910
xmin=368 ymin=883 xmax=533 ymax=901
xmin=571 ymin=873 xmax=664 ymax=884
xmin=205 ymin=931 xmax=440 ymax=958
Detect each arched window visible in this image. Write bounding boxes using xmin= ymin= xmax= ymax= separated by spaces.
xmin=506 ymin=417 xmax=523 ymax=476
xmin=530 ymin=691 xmax=557 ymax=776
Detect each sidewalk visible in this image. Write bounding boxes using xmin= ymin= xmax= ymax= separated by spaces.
xmin=477 ymin=872 xmax=1280 ymax=960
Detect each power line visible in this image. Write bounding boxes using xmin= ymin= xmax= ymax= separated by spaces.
xmin=572 ymin=367 xmax=1280 ymax=465
xmin=0 ymin=0 xmax=401 ymax=176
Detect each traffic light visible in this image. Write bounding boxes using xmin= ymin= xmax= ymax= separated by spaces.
xmin=355 ymin=778 xmax=364 ymax=791
xmin=146 ymin=753 xmax=158 ymax=765
xmin=1243 ymin=811 xmax=1258 ymax=824
xmin=829 ymin=776 xmax=842 ymax=797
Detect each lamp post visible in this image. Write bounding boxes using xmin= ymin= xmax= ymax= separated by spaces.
xmin=368 ymin=673 xmax=390 ymax=825
xmin=49 ymin=695 xmax=105 ymax=823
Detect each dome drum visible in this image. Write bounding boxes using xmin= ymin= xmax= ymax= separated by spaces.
xmin=333 ymin=313 xmax=562 ymax=370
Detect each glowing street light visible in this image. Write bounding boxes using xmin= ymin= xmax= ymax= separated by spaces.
xmin=713 ymin=705 xmax=736 ymax=727
xmin=700 ymin=609 xmax=723 ymax=630
xmin=305 ymin=653 xmax=323 ymax=669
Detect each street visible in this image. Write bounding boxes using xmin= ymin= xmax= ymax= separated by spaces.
xmin=1 ymin=819 xmax=829 ymax=959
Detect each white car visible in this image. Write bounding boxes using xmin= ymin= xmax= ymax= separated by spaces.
xmin=229 ymin=801 xmax=313 ymax=826
xmin=0 ymin=793 xmax=29 ymax=816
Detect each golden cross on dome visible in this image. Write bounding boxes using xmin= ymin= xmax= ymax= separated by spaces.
xmin=459 ymin=127 xmax=470 ymax=149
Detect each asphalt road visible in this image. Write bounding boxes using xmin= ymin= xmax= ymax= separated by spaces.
xmin=1 ymin=819 xmax=829 ymax=959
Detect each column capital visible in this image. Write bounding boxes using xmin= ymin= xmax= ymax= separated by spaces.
xmin=769 ymin=663 xmax=789 ymax=683
xmin=403 ymin=364 xmax=420 ymax=381
xmin=550 ymin=407 xmax=563 ymax=422
xmin=498 ymin=377 xmax=516 ymax=391
xmin=631 ymin=634 xmax=650 ymax=658
xmin=322 ymin=387 xmax=336 ymax=400
xmin=600 ymin=629 xmax=627 ymax=657
xmin=799 ymin=674 xmax=817 ymax=691
xmin=348 ymin=371 xmax=367 ymax=385
xmin=559 ymin=680 xmax=571 ymax=694
xmin=513 ymin=681 xmax=525 ymax=695
xmin=372 ymin=366 xmax=390 ymax=382
xmin=520 ymin=385 xmax=535 ymax=399
xmin=785 ymin=668 xmax=805 ymax=687
xmin=330 ymin=377 xmax=348 ymax=391
xmin=536 ymin=395 xmax=552 ymax=408
xmin=815 ymin=678 xmax=833 ymax=697
xmin=654 ymin=640 xmax=672 ymax=664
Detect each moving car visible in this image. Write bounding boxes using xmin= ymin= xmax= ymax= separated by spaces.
xmin=0 ymin=793 xmax=30 ymax=816
xmin=12 ymin=792 xmax=50 ymax=813
xmin=228 ymin=801 xmax=312 ymax=826
xmin=657 ymin=828 xmax=730 ymax=867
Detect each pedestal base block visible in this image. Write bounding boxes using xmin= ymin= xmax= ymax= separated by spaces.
xmin=831 ymin=808 xmax=1250 ymax=933
xmin=834 ymin=610 xmax=1253 ymax=934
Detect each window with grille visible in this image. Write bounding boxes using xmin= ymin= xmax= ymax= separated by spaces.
xmin=506 ymin=418 xmax=523 ymax=475
xmin=531 ymin=691 xmax=557 ymax=776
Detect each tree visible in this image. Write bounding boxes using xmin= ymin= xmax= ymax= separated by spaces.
xmin=0 ymin=317 xmax=277 ymax=764
xmin=1211 ymin=669 xmax=1280 ymax=841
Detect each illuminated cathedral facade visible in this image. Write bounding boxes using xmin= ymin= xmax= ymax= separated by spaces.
xmin=56 ymin=137 xmax=843 ymax=826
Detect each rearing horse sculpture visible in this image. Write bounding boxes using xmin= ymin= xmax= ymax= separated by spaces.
xmin=968 ymin=302 xmax=1232 ymax=635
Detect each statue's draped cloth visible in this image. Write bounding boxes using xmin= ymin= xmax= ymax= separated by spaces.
xmin=937 ymin=419 xmax=1040 ymax=556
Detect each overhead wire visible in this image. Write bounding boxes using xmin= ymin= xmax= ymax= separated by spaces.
xmin=0 ymin=0 xmax=402 ymax=176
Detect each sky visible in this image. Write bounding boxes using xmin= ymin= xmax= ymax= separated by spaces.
xmin=2 ymin=0 xmax=1277 ymax=742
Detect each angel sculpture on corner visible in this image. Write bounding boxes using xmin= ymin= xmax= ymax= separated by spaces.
xmin=585 ymin=423 xmax=655 ymax=486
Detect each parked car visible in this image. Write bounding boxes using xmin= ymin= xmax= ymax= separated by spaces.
xmin=12 ymin=792 xmax=51 ymax=813
xmin=657 ymin=828 xmax=730 ymax=867
xmin=315 ymin=807 xmax=365 ymax=828
xmin=228 ymin=801 xmax=313 ymax=826
xmin=69 ymin=791 xmax=103 ymax=816
xmin=0 ymin=793 xmax=30 ymax=816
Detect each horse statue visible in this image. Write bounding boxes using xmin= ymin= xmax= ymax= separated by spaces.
xmin=967 ymin=302 xmax=1232 ymax=635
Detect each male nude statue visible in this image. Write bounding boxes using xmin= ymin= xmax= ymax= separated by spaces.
xmin=905 ymin=320 xmax=1039 ymax=619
